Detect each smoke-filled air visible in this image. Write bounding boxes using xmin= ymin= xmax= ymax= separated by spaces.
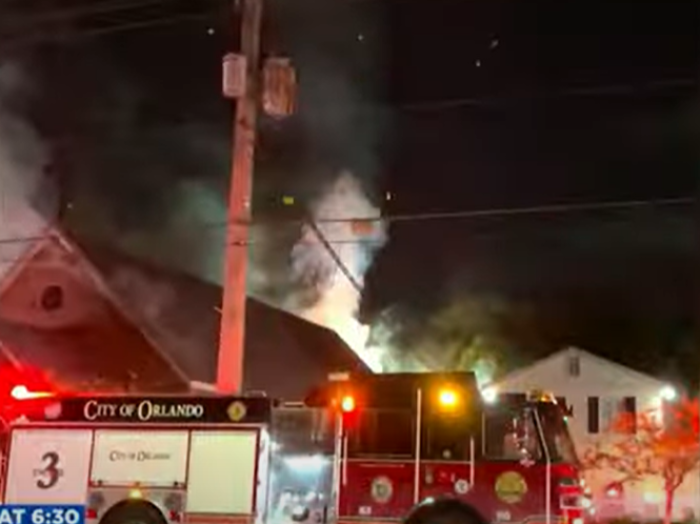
xmin=0 ymin=63 xmax=54 ymax=280
xmin=0 ymin=2 xmax=538 ymax=383
xmin=287 ymin=171 xmax=388 ymax=370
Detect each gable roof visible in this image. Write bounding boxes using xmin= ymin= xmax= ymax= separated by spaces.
xmin=68 ymin=233 xmax=371 ymax=388
xmin=491 ymin=346 xmax=668 ymax=390
xmin=0 ymin=221 xmax=370 ymax=395
xmin=0 ymin=228 xmax=191 ymax=391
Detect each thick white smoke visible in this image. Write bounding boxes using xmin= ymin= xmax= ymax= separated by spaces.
xmin=289 ymin=171 xmax=387 ymax=370
xmin=0 ymin=62 xmax=52 ymax=279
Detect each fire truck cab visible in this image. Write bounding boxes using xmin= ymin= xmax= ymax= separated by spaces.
xmin=307 ymin=372 xmax=584 ymax=524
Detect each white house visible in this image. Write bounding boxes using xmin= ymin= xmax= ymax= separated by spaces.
xmin=485 ymin=346 xmax=697 ymax=522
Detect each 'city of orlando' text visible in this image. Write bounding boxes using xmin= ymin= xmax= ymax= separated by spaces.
xmin=83 ymin=400 xmax=205 ymax=421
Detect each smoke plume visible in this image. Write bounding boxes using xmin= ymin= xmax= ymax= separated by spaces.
xmin=0 ymin=62 xmax=54 ymax=279
xmin=288 ymin=171 xmax=387 ymax=369
xmin=22 ymin=0 xmax=395 ymax=365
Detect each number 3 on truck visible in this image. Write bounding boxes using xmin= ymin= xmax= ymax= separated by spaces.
xmin=34 ymin=452 xmax=62 ymax=489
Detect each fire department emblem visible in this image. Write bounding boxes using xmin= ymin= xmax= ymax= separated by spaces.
xmin=494 ymin=471 xmax=527 ymax=504
xmin=227 ymin=401 xmax=247 ymax=422
xmin=371 ymin=476 xmax=393 ymax=504
xmin=454 ymin=479 xmax=470 ymax=495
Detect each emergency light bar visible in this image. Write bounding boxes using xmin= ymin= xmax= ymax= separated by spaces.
xmin=526 ymin=390 xmax=557 ymax=403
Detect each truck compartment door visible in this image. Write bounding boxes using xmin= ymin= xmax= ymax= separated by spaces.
xmin=4 ymin=428 xmax=93 ymax=504
xmin=91 ymin=430 xmax=189 ymax=486
xmin=186 ymin=430 xmax=259 ymax=515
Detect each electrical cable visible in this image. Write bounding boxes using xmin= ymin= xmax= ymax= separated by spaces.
xmin=306 ymin=220 xmax=363 ymax=293
xmin=0 ymin=0 xmax=189 ymax=28
xmin=0 ymin=11 xmax=215 ymax=53
xmin=234 ymin=195 xmax=695 ymax=228
xmin=0 ymin=195 xmax=692 ymax=261
xmin=399 ymin=79 xmax=697 ymax=111
xmin=0 ymin=2 xmax=693 ymax=112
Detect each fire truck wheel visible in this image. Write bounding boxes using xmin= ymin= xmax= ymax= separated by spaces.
xmin=99 ymin=500 xmax=169 ymax=524
xmin=404 ymin=499 xmax=487 ymax=524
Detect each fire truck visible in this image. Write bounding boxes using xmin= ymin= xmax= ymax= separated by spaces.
xmin=0 ymin=371 xmax=585 ymax=524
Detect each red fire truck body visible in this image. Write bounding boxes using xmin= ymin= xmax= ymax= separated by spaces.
xmin=317 ymin=372 xmax=585 ymax=524
xmin=0 ymin=394 xmax=273 ymax=524
xmin=0 ymin=371 xmax=585 ymax=524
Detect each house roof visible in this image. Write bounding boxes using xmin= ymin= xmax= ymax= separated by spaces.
xmin=69 ymin=233 xmax=370 ymax=387
xmin=0 ymin=219 xmax=370 ymax=397
xmin=490 ymin=346 xmax=669 ymax=390
xmin=0 ymin=229 xmax=190 ymax=392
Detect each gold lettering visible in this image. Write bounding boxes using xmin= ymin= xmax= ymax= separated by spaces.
xmin=84 ymin=400 xmax=98 ymax=421
xmin=137 ymin=400 xmax=153 ymax=421
xmin=131 ymin=401 xmax=205 ymax=421
xmin=84 ymin=401 xmax=120 ymax=420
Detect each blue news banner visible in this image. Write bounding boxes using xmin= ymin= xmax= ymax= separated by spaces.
xmin=0 ymin=506 xmax=85 ymax=524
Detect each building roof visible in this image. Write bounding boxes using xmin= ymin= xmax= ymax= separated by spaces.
xmin=0 ymin=219 xmax=372 ymax=396
xmin=490 ymin=346 xmax=669 ymax=392
xmin=0 ymin=230 xmax=189 ymax=392
xmin=75 ymin=235 xmax=370 ymax=389
xmin=0 ymin=227 xmax=369 ymax=395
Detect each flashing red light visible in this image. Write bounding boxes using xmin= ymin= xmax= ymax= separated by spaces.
xmin=10 ymin=384 xmax=53 ymax=401
xmin=340 ymin=395 xmax=356 ymax=413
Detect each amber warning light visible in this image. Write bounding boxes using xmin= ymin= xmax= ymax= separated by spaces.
xmin=438 ymin=388 xmax=459 ymax=408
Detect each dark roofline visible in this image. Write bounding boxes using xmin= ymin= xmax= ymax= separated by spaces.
xmin=66 ymin=231 xmax=371 ymax=376
xmin=5 ymin=227 xmax=193 ymax=388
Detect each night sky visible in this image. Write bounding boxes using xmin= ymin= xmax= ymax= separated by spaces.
xmin=1 ymin=0 xmax=697 ymax=381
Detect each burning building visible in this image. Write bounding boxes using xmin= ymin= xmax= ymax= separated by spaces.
xmin=0 ymin=226 xmax=368 ymax=398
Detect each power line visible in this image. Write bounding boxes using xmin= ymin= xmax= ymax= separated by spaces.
xmin=0 ymin=195 xmax=692 ymax=259
xmin=307 ymin=220 xmax=363 ymax=292
xmin=0 ymin=0 xmax=187 ymax=28
xmin=2 ymin=194 xmax=693 ymax=240
xmin=242 ymin=195 xmax=695 ymax=245
xmin=242 ymin=195 xmax=695 ymax=228
xmin=400 ymin=79 xmax=697 ymax=111
xmin=0 ymin=11 xmax=213 ymax=53
xmin=0 ymin=4 xmax=694 ymax=113
xmin=366 ymin=196 xmax=694 ymax=225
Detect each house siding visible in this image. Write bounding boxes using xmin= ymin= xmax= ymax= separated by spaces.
xmin=491 ymin=347 xmax=698 ymax=521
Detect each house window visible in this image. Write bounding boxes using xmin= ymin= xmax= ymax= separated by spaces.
xmin=40 ymin=285 xmax=64 ymax=311
xmin=600 ymin=397 xmax=635 ymax=432
xmin=568 ymin=356 xmax=580 ymax=377
xmin=587 ymin=396 xmax=599 ymax=434
xmin=621 ymin=397 xmax=637 ymax=433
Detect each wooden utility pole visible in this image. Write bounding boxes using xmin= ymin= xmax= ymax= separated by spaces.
xmin=217 ymin=0 xmax=263 ymax=393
